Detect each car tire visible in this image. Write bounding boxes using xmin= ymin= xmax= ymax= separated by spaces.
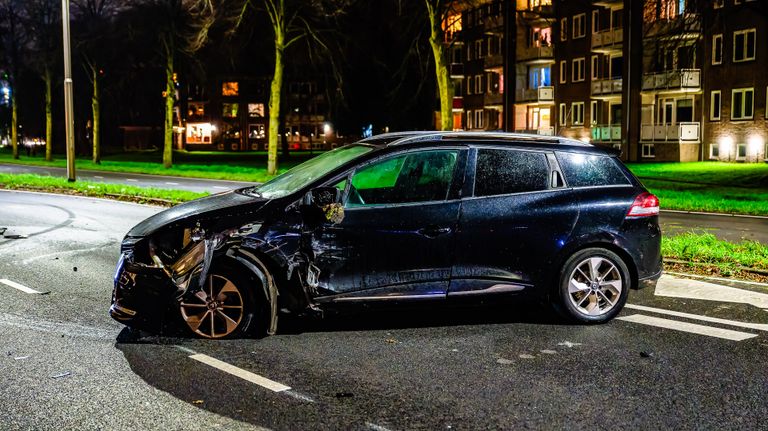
xmin=178 ymin=263 xmax=261 ymax=339
xmin=554 ymin=248 xmax=630 ymax=324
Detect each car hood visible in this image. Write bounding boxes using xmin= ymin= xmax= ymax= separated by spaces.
xmin=127 ymin=189 xmax=269 ymax=238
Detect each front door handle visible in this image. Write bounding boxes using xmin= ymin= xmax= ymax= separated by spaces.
xmin=417 ymin=226 xmax=452 ymax=238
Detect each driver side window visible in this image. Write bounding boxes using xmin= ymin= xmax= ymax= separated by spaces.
xmin=348 ymin=150 xmax=458 ymax=206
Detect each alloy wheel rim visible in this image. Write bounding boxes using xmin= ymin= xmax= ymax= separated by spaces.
xmin=180 ymin=274 xmax=244 ymax=339
xmin=567 ymin=256 xmax=622 ymax=317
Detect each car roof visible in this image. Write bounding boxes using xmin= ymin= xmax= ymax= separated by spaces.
xmin=359 ymin=131 xmax=613 ymax=155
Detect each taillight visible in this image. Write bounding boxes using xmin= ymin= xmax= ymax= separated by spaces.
xmin=627 ymin=192 xmax=659 ymax=217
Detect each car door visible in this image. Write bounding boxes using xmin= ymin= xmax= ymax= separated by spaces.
xmin=449 ymin=146 xmax=579 ymax=296
xmin=310 ymin=147 xmax=467 ymax=301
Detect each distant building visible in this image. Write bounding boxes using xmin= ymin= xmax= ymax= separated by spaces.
xmin=444 ymin=0 xmax=767 ymax=162
xmin=181 ymin=77 xmax=336 ymax=151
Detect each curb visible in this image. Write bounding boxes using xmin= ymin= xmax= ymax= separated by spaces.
xmin=664 ymin=270 xmax=768 ymax=289
xmin=660 ymin=209 xmax=768 ymax=220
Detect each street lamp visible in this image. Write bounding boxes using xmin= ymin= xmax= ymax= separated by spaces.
xmin=62 ymin=0 xmax=76 ymax=182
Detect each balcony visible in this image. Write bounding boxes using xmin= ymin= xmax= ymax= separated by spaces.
xmin=592 ymin=0 xmax=622 ymax=6
xmin=484 ymin=92 xmax=503 ymax=107
xmin=484 ymin=54 xmax=503 ymax=71
xmin=517 ymin=45 xmax=554 ymax=63
xmin=515 ymin=127 xmax=555 ymax=136
xmin=591 ymin=78 xmax=622 ymax=97
xmin=640 ymin=122 xmax=700 ymax=143
xmin=449 ymin=63 xmax=464 ymax=78
xmin=516 ymin=86 xmax=554 ymax=103
xmin=642 ymin=69 xmax=700 ymax=93
xmin=519 ymin=2 xmax=554 ymax=19
xmin=591 ymin=28 xmax=623 ymax=52
xmin=484 ymin=14 xmax=503 ymax=32
xmin=591 ymin=124 xmax=622 ymax=142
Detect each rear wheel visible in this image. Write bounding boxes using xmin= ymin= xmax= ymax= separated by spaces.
xmin=555 ymin=248 xmax=630 ymax=323
xmin=179 ymin=268 xmax=256 ymax=339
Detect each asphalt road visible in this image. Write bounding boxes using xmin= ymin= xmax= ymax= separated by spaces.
xmin=0 ymin=163 xmax=255 ymax=194
xmin=1 ymin=190 xmax=768 ymax=430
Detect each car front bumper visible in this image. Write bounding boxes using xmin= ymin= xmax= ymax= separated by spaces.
xmin=110 ymin=254 xmax=176 ymax=330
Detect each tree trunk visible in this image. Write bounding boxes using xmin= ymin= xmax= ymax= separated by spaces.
xmin=426 ymin=0 xmax=454 ymax=131
xmin=92 ymin=67 xmax=100 ymax=164
xmin=268 ymin=42 xmax=283 ymax=176
xmin=163 ymin=52 xmax=174 ymax=169
xmin=11 ymin=89 xmax=18 ymax=159
xmin=45 ymin=68 xmax=53 ymax=161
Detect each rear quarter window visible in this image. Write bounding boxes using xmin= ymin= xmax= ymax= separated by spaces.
xmin=556 ymin=152 xmax=630 ymax=187
xmin=474 ymin=149 xmax=550 ymax=197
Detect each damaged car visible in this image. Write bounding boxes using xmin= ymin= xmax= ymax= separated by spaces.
xmin=110 ymin=131 xmax=662 ymax=339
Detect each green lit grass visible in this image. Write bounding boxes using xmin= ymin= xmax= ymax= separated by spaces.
xmin=627 ymin=162 xmax=768 ymax=216
xmin=663 ymin=232 xmax=768 ymax=272
xmin=0 ymin=173 xmax=207 ymax=205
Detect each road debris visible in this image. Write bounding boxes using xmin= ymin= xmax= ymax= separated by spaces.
xmin=518 ymin=354 xmax=536 ymax=359
xmin=557 ymin=341 xmax=582 ymax=348
xmin=50 ymin=372 xmax=71 ymax=379
xmin=192 ymin=400 xmax=204 ymax=405
xmin=73 ymin=267 xmax=78 ymax=272
xmin=496 ymin=358 xmax=513 ymax=365
xmin=640 ymin=351 xmax=655 ymax=358
xmin=13 ymin=356 xmax=29 ymax=360
xmin=335 ymin=391 xmax=354 ymax=398
xmin=385 ymin=338 xmax=399 ymax=344
xmin=540 ymin=350 xmax=557 ymax=355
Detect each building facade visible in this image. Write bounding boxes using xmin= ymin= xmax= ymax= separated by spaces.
xmin=448 ymin=0 xmax=767 ymax=163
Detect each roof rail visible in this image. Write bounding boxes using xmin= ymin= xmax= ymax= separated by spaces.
xmin=382 ymin=131 xmax=590 ymax=147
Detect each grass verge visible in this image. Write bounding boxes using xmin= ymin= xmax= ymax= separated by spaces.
xmin=662 ymin=232 xmax=768 ymax=277
xmin=0 ymin=149 xmax=312 ymax=183
xmin=0 ymin=173 xmax=207 ymax=206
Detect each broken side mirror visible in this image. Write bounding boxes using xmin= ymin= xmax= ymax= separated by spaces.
xmin=302 ymin=186 xmax=345 ymax=224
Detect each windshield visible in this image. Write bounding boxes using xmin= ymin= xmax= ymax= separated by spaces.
xmin=250 ymin=144 xmax=374 ymax=199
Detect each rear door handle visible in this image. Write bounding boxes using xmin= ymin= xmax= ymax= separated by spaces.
xmin=417 ymin=226 xmax=452 ymax=238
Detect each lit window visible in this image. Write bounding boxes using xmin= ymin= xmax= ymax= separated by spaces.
xmin=712 ymin=34 xmax=722 ymax=65
xmin=714 ymin=0 xmax=724 ymax=8
xmin=222 ymin=81 xmax=239 ymax=96
xmin=222 ymin=103 xmax=239 ymax=118
xmin=642 ymin=144 xmax=655 ymax=158
xmin=475 ymin=75 xmax=484 ymax=94
xmin=733 ymin=29 xmax=756 ymax=62
xmin=710 ymin=91 xmax=721 ymax=121
xmin=572 ymin=102 xmax=584 ymax=125
xmin=731 ymin=88 xmax=754 ymax=120
xmin=591 ymin=55 xmax=599 ymax=80
xmin=475 ymin=110 xmax=484 ymax=129
xmin=592 ymin=10 xmax=599 ymax=34
xmin=590 ymin=100 xmax=598 ymax=125
xmin=573 ymin=14 xmax=586 ymax=39
xmin=248 ymin=103 xmax=265 ymax=118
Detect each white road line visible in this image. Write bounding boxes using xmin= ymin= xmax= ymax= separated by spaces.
xmin=125 ymin=178 xmax=138 ymax=182
xmin=0 ymin=279 xmax=42 ymax=294
xmin=93 ymin=175 xmax=104 ymax=179
xmin=165 ymin=182 xmax=179 ymax=185
xmin=213 ymin=186 xmax=229 ymax=190
xmin=664 ymin=271 xmax=768 ymax=288
xmin=626 ymin=304 xmax=768 ymax=332
xmin=189 ymin=353 xmax=291 ymax=392
xmin=366 ymin=422 xmax=394 ymax=431
xmin=618 ymin=314 xmax=757 ymax=341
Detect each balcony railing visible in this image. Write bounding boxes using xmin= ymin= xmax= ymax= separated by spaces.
xmin=642 ymin=69 xmax=700 ymax=92
xmin=591 ymin=28 xmax=623 ymax=50
xmin=591 ymin=78 xmax=622 ymax=96
xmin=515 ymin=127 xmax=555 ymax=136
xmin=517 ymin=45 xmax=554 ymax=62
xmin=484 ymin=54 xmax=503 ymax=70
xmin=484 ymin=92 xmax=503 ymax=106
xmin=591 ymin=125 xmax=622 ymax=142
xmin=640 ymin=122 xmax=700 ymax=142
xmin=516 ymin=86 xmax=554 ymax=103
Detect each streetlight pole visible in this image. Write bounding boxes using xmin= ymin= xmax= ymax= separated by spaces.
xmin=62 ymin=0 xmax=76 ymax=182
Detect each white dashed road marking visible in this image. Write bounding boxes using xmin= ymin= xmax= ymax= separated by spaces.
xmin=189 ymin=353 xmax=292 ymax=392
xmin=0 ymin=279 xmax=43 ymax=294
xmin=213 ymin=186 xmax=229 ymax=190
xmin=165 ymin=182 xmax=179 ymax=185
xmin=93 ymin=175 xmax=104 ymax=179
xmin=125 ymin=178 xmax=138 ymax=182
xmin=626 ymin=304 xmax=768 ymax=332
xmin=618 ymin=314 xmax=757 ymax=341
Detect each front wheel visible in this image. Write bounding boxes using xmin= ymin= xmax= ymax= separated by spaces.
xmin=179 ymin=269 xmax=256 ymax=339
xmin=555 ymin=248 xmax=630 ymax=324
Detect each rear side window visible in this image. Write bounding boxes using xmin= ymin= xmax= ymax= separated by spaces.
xmin=556 ymin=152 xmax=630 ymax=187
xmin=474 ymin=149 xmax=549 ymax=197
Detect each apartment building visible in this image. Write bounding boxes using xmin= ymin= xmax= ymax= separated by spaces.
xmin=450 ymin=0 xmax=767 ymax=163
